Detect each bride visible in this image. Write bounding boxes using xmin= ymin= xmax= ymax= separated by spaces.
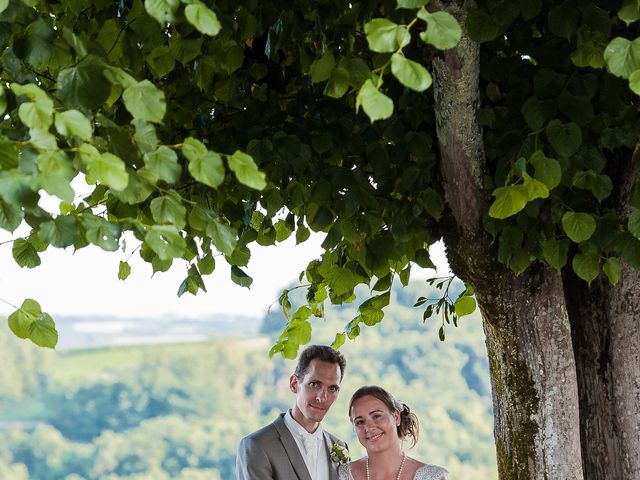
xmin=338 ymin=385 xmax=448 ymax=480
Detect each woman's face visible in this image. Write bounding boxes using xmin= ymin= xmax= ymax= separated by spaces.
xmin=350 ymin=394 xmax=400 ymax=453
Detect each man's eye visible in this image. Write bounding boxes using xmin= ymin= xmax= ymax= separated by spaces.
xmin=329 ymin=386 xmax=339 ymax=393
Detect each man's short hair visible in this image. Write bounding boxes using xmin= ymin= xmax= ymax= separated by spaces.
xmin=294 ymin=345 xmax=346 ymax=381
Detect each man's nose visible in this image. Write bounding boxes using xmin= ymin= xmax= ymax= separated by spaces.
xmin=316 ymin=388 xmax=328 ymax=402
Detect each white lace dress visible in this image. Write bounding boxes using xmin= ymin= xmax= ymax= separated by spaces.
xmin=338 ymin=462 xmax=448 ymax=480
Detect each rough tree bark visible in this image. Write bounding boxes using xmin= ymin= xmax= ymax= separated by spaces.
xmin=563 ymin=156 xmax=640 ymax=480
xmin=431 ymin=2 xmax=583 ymax=478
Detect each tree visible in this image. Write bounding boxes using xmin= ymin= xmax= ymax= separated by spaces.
xmin=1 ymin=0 xmax=639 ymax=478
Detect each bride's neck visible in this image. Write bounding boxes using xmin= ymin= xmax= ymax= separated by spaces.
xmin=367 ymin=444 xmax=404 ymax=472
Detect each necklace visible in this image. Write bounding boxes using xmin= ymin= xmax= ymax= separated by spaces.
xmin=365 ymin=452 xmax=406 ymax=480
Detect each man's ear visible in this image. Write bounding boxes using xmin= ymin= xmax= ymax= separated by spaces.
xmin=290 ymin=374 xmax=298 ymax=393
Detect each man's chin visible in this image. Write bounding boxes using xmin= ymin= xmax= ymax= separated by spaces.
xmin=306 ymin=409 xmax=327 ymax=422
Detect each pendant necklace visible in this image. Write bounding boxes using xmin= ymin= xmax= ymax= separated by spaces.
xmin=366 ymin=452 xmax=406 ymax=480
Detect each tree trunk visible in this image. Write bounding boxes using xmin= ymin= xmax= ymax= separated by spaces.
xmin=431 ymin=2 xmax=583 ymax=478
xmin=609 ymin=264 xmax=640 ymax=479
xmin=478 ymin=268 xmax=582 ymax=480
xmin=563 ymin=153 xmax=640 ymax=479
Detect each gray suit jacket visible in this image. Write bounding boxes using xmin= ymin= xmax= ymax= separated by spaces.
xmin=236 ymin=413 xmax=347 ymax=480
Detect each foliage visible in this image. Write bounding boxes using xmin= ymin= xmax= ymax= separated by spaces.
xmin=1 ymin=0 xmax=639 ymax=363
xmin=0 ymin=281 xmax=497 ymax=479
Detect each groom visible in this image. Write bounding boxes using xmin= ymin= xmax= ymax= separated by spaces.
xmin=236 ymin=344 xmax=348 ymax=480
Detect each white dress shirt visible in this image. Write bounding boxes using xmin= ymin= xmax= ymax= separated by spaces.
xmin=284 ymin=410 xmax=330 ymax=480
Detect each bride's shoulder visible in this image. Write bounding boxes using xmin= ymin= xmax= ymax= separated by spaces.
xmin=412 ymin=461 xmax=449 ymax=480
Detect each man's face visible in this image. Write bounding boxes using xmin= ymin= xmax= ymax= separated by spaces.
xmin=290 ymin=358 xmax=342 ymax=433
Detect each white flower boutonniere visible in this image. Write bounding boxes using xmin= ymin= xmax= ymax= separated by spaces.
xmin=330 ymin=442 xmax=350 ymax=465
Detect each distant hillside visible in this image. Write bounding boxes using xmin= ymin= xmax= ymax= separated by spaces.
xmin=0 ymin=279 xmax=497 ymax=479
xmin=51 ymin=313 xmax=262 ymax=349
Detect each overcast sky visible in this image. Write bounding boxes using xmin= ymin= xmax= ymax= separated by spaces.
xmin=0 ymin=229 xmax=450 ymax=319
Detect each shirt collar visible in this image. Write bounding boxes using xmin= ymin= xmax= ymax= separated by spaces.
xmin=284 ymin=409 xmax=324 ymax=441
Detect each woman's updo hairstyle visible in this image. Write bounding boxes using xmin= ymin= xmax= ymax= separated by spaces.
xmin=348 ymin=385 xmax=420 ymax=447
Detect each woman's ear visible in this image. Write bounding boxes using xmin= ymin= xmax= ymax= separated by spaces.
xmin=394 ymin=409 xmax=401 ymax=426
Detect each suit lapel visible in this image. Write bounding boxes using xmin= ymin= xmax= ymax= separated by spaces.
xmin=274 ymin=415 xmax=312 ymax=480
xmin=323 ymin=431 xmax=340 ymax=480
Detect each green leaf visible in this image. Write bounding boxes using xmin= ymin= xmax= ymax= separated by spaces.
xmin=530 ymin=150 xmax=562 ymax=190
xmin=619 ymin=0 xmax=640 ymax=26
xmin=145 ymin=225 xmax=186 ymax=260
xmin=18 ymin=102 xmax=53 ymax=129
xmin=521 ymin=173 xmax=549 ymax=201
xmin=324 ymin=67 xmax=350 ymax=99
xmin=397 ymin=0 xmax=427 ymax=8
xmin=12 ymin=238 xmax=41 ymax=268
xmin=118 ymin=260 xmax=131 ymax=280
xmin=364 ymin=18 xmax=410 ymax=53
xmin=10 ymin=83 xmax=51 ymax=103
xmin=122 ymin=80 xmax=166 ymax=123
xmin=146 ymin=46 xmax=176 ymax=78
xmin=132 ymin=119 xmax=159 ymax=154
xmin=604 ymin=37 xmax=640 ymax=79
xmin=80 ymin=145 xmax=129 ymax=191
xmin=356 ymin=79 xmax=394 ymax=123
xmin=629 ymin=69 xmax=640 ymax=95
xmin=274 ymin=219 xmax=292 ymax=242
xmin=183 ymin=138 xmax=224 ymax=188
xmin=207 ymin=220 xmax=237 ymax=256
xmin=390 ymin=53 xmax=432 ymax=92
xmin=144 ymin=0 xmax=179 ymax=25
xmin=399 ymin=265 xmax=411 ymax=286
xmin=466 ymin=7 xmax=501 ymax=43
xmin=228 ymin=151 xmax=266 ymax=190
xmin=488 ymin=185 xmax=528 ymax=219
xmin=29 ymin=128 xmax=58 ymax=151
xmin=198 ymin=252 xmax=215 ymax=275
xmin=454 ymin=295 xmax=476 ymax=317
xmin=0 ymin=139 xmax=19 ymax=169
xmin=142 ymin=146 xmax=181 ymax=184
xmin=111 ymin=172 xmax=153 ymax=205
xmin=572 ymin=253 xmax=599 ymax=284
xmin=8 ymin=299 xmax=39 ymax=339
xmin=57 ymin=56 xmax=111 ymax=110
xmin=178 ymin=264 xmax=207 ymax=297
xmin=8 ymin=299 xmax=57 ymax=348
xmin=521 ymin=97 xmax=555 ymax=131
xmin=296 ymin=224 xmax=310 ymax=244
xmin=81 ymin=214 xmax=121 ymax=251
xmin=310 ymin=51 xmax=335 ymax=83
xmin=231 ymin=265 xmax=253 ymax=288
xmin=0 ymin=198 xmax=23 ymax=232
xmin=38 ymin=216 xmax=78 ymax=247
xmin=545 ymin=120 xmax=582 ymax=158
xmin=628 ymin=209 xmax=640 ymax=239
xmin=150 ymin=192 xmax=187 ymax=229
xmin=0 ymin=0 xmax=7 ymax=16
xmin=331 ymin=332 xmax=346 ymax=349
xmin=54 ymin=110 xmax=92 ymax=140
xmin=29 ymin=311 xmax=58 ymax=348
xmin=0 ymin=87 xmax=6 ymax=116
xmin=542 ymin=238 xmax=570 ymax=270
xmin=603 ymin=257 xmax=621 ymax=285
xmin=562 ymin=212 xmax=596 ymax=243
xmin=185 ymin=1 xmax=222 ymax=36
xmin=419 ymin=11 xmax=462 ymax=50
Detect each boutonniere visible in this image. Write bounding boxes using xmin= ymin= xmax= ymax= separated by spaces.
xmin=330 ymin=442 xmax=350 ymax=465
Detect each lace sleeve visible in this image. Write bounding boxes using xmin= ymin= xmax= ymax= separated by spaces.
xmin=413 ymin=464 xmax=449 ymax=480
xmin=337 ymin=463 xmax=353 ymax=480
